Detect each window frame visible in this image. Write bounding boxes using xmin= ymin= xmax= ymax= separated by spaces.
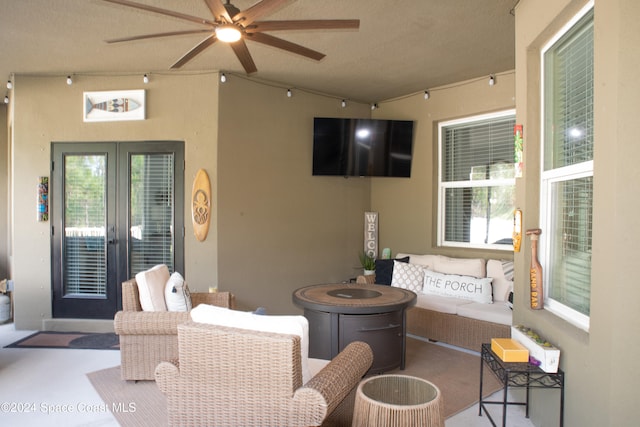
xmin=539 ymin=1 xmax=594 ymax=331
xmin=437 ymin=109 xmax=516 ymax=250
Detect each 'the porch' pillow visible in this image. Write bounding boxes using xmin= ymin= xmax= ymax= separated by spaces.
xmin=422 ymin=269 xmax=493 ymax=304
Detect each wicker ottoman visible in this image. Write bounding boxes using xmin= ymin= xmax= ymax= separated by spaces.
xmin=352 ymin=374 xmax=444 ymax=427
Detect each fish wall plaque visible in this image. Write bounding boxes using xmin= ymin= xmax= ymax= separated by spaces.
xmin=83 ymin=90 xmax=145 ymax=122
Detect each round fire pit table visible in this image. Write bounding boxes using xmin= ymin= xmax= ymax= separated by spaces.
xmin=352 ymin=374 xmax=444 ymax=427
xmin=293 ymin=283 xmax=416 ymax=373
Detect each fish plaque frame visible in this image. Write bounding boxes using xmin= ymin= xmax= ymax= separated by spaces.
xmin=83 ymin=90 xmax=146 ymax=122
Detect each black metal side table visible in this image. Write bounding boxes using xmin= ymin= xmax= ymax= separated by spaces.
xmin=479 ymin=343 xmax=565 ymax=427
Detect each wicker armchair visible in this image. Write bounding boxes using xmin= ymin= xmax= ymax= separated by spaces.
xmin=155 ymin=321 xmax=373 ymax=427
xmin=114 ymin=279 xmax=235 ymax=381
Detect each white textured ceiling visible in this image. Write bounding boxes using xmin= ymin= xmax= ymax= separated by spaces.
xmin=0 ymin=0 xmax=516 ymax=103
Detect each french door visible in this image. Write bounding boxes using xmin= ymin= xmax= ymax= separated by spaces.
xmin=51 ymin=141 xmax=184 ymax=319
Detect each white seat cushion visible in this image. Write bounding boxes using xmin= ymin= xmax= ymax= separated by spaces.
xmin=396 ymin=253 xmax=437 ymax=269
xmin=135 ymin=264 xmax=170 ymax=311
xmin=190 ymin=304 xmax=312 ymax=384
xmin=456 ymin=302 xmax=512 ymax=326
xmin=414 ymin=294 xmax=473 ymax=314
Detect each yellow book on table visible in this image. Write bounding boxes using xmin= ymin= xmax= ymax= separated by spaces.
xmin=491 ymin=338 xmax=529 ymax=362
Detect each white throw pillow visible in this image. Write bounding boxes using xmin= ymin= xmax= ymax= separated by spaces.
xmin=135 ymin=264 xmax=170 ymax=311
xmin=190 ymin=304 xmax=312 ymax=384
xmin=422 ymin=269 xmax=493 ymax=304
xmin=433 ymin=255 xmax=486 ymax=278
xmin=165 ymin=272 xmax=192 ymax=312
xmin=390 ymin=261 xmax=425 ymax=293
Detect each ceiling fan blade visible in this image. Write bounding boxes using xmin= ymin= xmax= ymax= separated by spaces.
xmin=101 ymin=0 xmax=215 ymax=26
xmin=170 ymin=35 xmax=218 ymax=69
xmin=246 ymin=19 xmax=360 ymax=33
xmin=233 ymin=0 xmax=291 ymax=27
xmin=106 ymin=29 xmax=212 ymax=44
xmin=229 ymin=40 xmax=258 ymax=74
xmin=204 ymin=0 xmax=231 ymax=23
xmin=248 ymin=32 xmax=325 ymax=61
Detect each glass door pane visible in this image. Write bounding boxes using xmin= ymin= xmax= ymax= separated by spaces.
xmin=63 ymin=154 xmax=107 ymax=297
xmin=129 ymin=152 xmax=176 ymax=275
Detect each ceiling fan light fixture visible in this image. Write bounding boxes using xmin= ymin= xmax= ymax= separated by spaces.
xmin=215 ymin=24 xmax=242 ymax=43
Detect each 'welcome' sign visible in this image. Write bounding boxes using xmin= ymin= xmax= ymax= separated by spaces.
xmin=364 ymin=212 xmax=378 ymax=258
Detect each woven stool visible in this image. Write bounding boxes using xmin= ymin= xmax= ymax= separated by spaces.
xmin=352 ymin=374 xmax=444 ymax=427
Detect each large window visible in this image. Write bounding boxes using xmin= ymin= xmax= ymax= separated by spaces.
xmin=541 ymin=3 xmax=593 ymax=330
xmin=438 ymin=110 xmax=516 ymax=250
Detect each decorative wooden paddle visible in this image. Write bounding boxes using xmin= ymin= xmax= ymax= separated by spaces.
xmin=526 ymin=228 xmax=543 ymax=309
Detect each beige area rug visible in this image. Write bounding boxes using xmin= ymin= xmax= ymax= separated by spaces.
xmin=87 ymin=337 xmax=501 ymax=426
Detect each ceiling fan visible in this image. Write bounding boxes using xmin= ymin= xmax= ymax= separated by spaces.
xmin=101 ymin=0 xmax=360 ymax=74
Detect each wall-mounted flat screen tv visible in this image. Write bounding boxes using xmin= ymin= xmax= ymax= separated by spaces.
xmin=313 ymin=118 xmax=415 ymax=177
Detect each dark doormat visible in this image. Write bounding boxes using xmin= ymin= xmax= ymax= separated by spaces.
xmin=4 ymin=331 xmax=119 ymax=350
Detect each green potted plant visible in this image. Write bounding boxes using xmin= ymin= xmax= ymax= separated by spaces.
xmin=359 ymin=252 xmax=376 ymax=276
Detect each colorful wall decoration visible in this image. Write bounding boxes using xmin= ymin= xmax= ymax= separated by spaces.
xmin=38 ymin=176 xmax=48 ymax=222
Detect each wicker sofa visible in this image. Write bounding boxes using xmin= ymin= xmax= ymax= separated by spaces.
xmin=114 ymin=278 xmax=235 ymax=380
xmin=155 ymin=321 xmax=373 ymax=427
xmin=357 ymin=253 xmax=513 ymax=352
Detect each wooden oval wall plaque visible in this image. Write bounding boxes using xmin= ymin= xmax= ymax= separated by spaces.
xmin=191 ymin=169 xmax=211 ymax=242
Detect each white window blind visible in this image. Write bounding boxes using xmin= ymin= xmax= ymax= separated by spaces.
xmin=439 ymin=111 xmax=516 ymax=249
xmin=129 ymin=153 xmax=175 ymax=275
xmin=541 ymin=4 xmax=593 ymax=329
xmin=63 ymin=155 xmax=107 ymax=296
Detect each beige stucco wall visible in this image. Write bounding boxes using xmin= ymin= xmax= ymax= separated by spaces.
xmin=10 ymin=73 xmax=220 ymax=330
xmin=8 ymin=72 xmax=372 ymax=327
xmin=513 ymin=0 xmax=640 ymax=425
xmin=371 ymin=72 xmax=516 ymax=261
xmin=216 ymin=76 xmax=371 ymax=313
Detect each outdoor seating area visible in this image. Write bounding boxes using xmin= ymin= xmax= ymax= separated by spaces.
xmin=2 ymin=1 xmax=635 ymax=426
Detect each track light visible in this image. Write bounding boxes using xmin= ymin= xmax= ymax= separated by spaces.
xmin=287 ymin=89 xmax=292 ymax=98
xmin=424 ymin=90 xmax=430 ymax=100
xmin=489 ymin=75 xmax=495 ymax=86
xmin=7 ymin=80 xmax=12 ymax=90
xmin=3 ymin=95 xmax=8 ymax=104
xmin=66 ymin=75 xmax=73 ymax=85
xmin=371 ymin=103 xmax=378 ymax=110
xmin=341 ymin=99 xmax=346 ymax=108
xmin=220 ymin=73 xmax=226 ymax=83
xmin=143 ymin=74 xmax=149 ymax=84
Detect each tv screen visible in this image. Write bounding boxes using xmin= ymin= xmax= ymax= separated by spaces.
xmin=313 ymin=118 xmax=415 ymax=177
